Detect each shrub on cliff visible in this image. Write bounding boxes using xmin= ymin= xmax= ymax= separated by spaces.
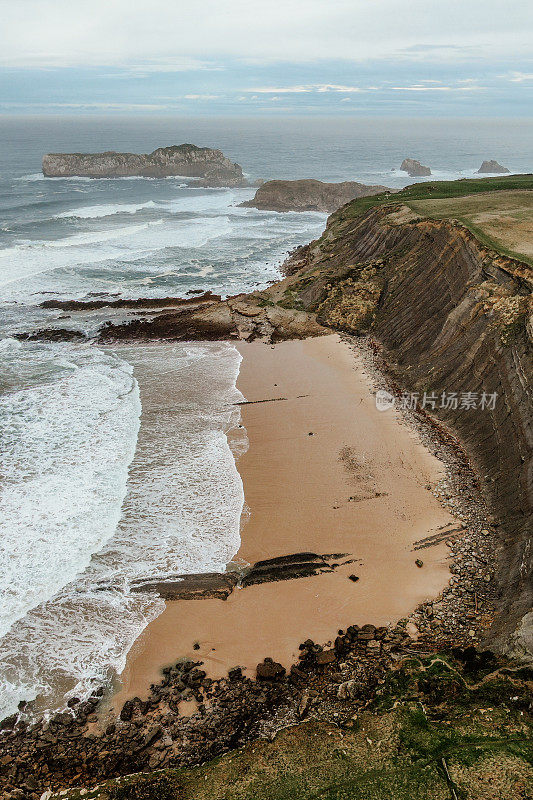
xmin=107 ymin=773 xmax=182 ymax=800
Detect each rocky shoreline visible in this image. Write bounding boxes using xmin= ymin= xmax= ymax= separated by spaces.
xmin=0 ymin=331 xmax=506 ymax=800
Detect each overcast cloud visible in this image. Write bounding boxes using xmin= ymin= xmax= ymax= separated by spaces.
xmin=0 ymin=0 xmax=531 ymax=114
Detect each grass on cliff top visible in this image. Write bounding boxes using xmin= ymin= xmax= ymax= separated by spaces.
xmin=340 ymin=173 xmax=533 ymax=219
xmin=405 ymin=191 xmax=533 ymax=267
xmin=337 ymin=174 xmax=533 ymax=267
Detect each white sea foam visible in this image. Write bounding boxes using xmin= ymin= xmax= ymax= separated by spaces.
xmin=55 ymin=201 xmax=158 ymax=219
xmin=87 ymin=342 xmax=246 ymax=580
xmin=16 ymin=174 xmax=195 ymax=184
xmin=0 ymin=340 xmax=246 ymax=720
xmin=0 ymin=339 xmax=141 ymax=639
xmin=0 ymin=216 xmax=232 ymax=290
xmin=16 ymin=174 xmax=95 ymax=183
xmin=49 ymin=188 xmax=252 ymax=222
xmin=0 ymin=586 xmax=163 ymax=719
xmin=166 ymin=189 xmax=253 ymax=214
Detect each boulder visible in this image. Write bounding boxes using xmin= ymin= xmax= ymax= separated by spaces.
xmin=476 ymin=160 xmax=510 ymax=174
xmin=400 ymin=158 xmax=431 ymax=177
xmin=315 ymin=649 xmax=337 ymax=666
xmin=228 ymin=666 xmax=243 ymax=681
xmin=256 ymin=658 xmax=286 ymax=681
xmin=119 ymin=699 xmax=135 ymax=722
xmin=337 ymin=679 xmax=359 ymax=700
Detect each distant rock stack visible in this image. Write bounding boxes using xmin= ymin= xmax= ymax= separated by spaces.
xmin=400 ymin=158 xmax=431 ymax=177
xmin=477 ymin=160 xmax=511 ymax=174
xmin=42 ymin=144 xmax=247 ymax=186
xmin=240 ymin=178 xmax=390 ymax=213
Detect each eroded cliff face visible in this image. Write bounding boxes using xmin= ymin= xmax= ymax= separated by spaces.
xmin=42 ymin=144 xmax=246 ymax=185
xmin=278 ymin=204 xmax=532 ymax=655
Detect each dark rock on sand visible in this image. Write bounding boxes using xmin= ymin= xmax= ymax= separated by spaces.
xmin=130 ymin=572 xmax=238 ymax=601
xmin=256 ymin=658 xmax=286 ymax=680
xmin=42 ymin=144 xmax=247 ymax=186
xmin=400 ymin=158 xmax=431 ymax=177
xmin=315 ymin=650 xmax=337 ymax=666
xmin=241 ymin=552 xmax=341 ymax=586
xmin=39 ymin=292 xmax=221 ymax=312
xmin=129 ymin=552 xmax=349 ymax=601
xmin=228 ymin=667 xmax=243 ymax=681
xmin=477 ymin=160 xmax=511 ymax=174
xmin=240 ymin=178 xmax=389 ymax=213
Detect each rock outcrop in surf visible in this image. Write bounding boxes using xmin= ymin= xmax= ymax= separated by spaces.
xmin=477 ymin=160 xmax=511 ymax=174
xmin=400 ymin=158 xmax=431 ymax=176
xmin=240 ymin=179 xmax=390 ymax=213
xmin=42 ymin=144 xmax=247 ymax=186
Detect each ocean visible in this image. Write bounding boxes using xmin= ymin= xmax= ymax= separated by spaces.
xmin=0 ymin=115 xmax=531 ymax=720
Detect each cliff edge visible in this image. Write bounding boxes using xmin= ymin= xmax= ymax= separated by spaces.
xmin=24 ymin=176 xmax=533 ymax=658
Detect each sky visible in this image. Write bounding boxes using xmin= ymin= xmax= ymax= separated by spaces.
xmin=0 ymin=0 xmax=532 ymax=116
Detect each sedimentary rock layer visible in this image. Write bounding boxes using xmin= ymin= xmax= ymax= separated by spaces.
xmin=128 ymin=553 xmax=347 ymax=600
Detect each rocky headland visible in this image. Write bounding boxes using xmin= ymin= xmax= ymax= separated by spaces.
xmin=400 ymin=158 xmax=431 ymax=176
xmin=42 ymin=144 xmax=247 ymax=186
xmin=477 ymin=159 xmax=511 ymax=174
xmin=240 ymin=178 xmax=390 ymax=213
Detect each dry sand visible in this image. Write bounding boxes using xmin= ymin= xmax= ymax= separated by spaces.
xmin=113 ymin=334 xmax=455 ymax=708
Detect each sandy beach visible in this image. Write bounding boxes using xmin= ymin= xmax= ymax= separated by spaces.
xmin=113 ymin=334 xmax=455 ymax=708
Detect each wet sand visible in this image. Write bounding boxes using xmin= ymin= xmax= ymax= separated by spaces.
xmin=114 ymin=334 xmax=455 ymax=708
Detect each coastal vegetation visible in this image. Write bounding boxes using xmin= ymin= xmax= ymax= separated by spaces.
xmin=46 ymin=653 xmax=533 ymax=800
xmin=334 ymin=174 xmax=533 ymax=265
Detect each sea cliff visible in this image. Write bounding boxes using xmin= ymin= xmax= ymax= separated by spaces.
xmin=4 ymin=178 xmax=533 ymax=800
xmin=278 ymin=202 xmax=532 ymax=656
xmin=91 ymin=187 xmax=532 ymax=657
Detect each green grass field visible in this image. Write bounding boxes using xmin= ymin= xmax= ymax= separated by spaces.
xmin=342 ymin=174 xmax=533 ymax=219
xmin=338 ymin=174 xmax=533 ymax=266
